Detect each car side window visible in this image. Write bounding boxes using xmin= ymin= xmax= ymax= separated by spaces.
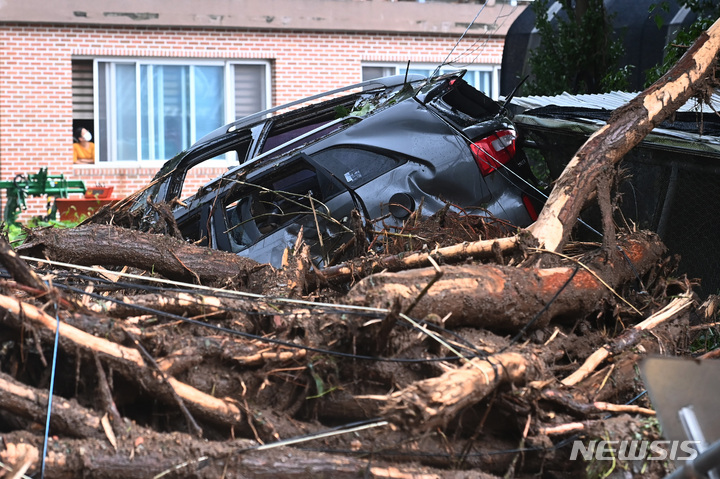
xmin=223 ymin=163 xmax=334 ymax=253
xmin=256 ymin=96 xmax=358 ymax=158
xmin=225 ymin=197 xmax=259 ymax=249
xmin=177 ymin=206 xmax=211 ymax=247
xmin=166 ymin=130 xmax=252 ymax=203
xmin=178 ymin=212 xmax=205 ymax=244
xmin=179 ymin=150 xmax=241 ymax=200
xmin=310 ymin=148 xmax=403 ymax=189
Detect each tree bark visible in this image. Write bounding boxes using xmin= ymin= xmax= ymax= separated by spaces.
xmin=0 ymin=236 xmax=47 ymax=291
xmin=0 ymin=371 xmax=105 ymax=439
xmin=529 ymin=17 xmax=720 ymax=252
xmin=377 ymin=351 xmax=539 ymax=432
xmin=0 ymin=431 xmax=499 ymax=479
xmin=85 ymin=290 xmax=267 ymax=322
xmin=318 ymin=235 xmax=524 ymax=284
xmin=346 ymin=231 xmax=665 ymax=333
xmin=16 ymin=223 xmax=262 ymax=284
xmin=0 ymin=293 xmax=245 ymax=430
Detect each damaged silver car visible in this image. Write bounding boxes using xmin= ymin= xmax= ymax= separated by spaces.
xmin=101 ymin=71 xmax=543 ymax=267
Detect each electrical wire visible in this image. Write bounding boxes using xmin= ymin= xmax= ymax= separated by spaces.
xmin=54 ymin=282 xmax=485 ymax=364
xmin=290 ymin=390 xmax=652 ymax=462
xmin=442 ymin=2 xmax=519 ymax=69
xmin=19 ymin=255 xmax=389 ymax=315
xmin=501 ymin=265 xmax=581 ymax=351
xmin=40 ymin=305 xmax=60 ymax=479
xmin=432 ymin=3 xmax=488 ymax=80
xmin=240 ymin=419 xmax=389 ymax=453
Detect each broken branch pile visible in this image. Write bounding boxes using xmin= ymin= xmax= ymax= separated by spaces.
xmin=0 ymin=222 xmax=704 ymax=478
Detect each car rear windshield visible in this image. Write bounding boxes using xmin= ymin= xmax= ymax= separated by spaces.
xmin=441 ymin=79 xmax=500 ymax=120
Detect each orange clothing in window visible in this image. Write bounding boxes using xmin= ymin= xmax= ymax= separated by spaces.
xmin=73 ymin=142 xmax=95 ymax=164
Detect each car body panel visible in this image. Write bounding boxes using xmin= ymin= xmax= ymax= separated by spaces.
xmin=96 ymin=71 xmax=541 ymax=267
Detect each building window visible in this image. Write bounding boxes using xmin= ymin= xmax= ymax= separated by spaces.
xmin=72 ymin=60 xmax=94 ymax=125
xmin=362 ymin=63 xmax=500 ymax=100
xmin=80 ymin=59 xmax=270 ymax=163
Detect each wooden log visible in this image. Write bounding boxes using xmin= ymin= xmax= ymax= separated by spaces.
xmin=376 ymin=351 xmax=540 ymax=431
xmin=346 ymin=232 xmax=665 ymax=333
xmin=16 ymin=223 xmax=262 ymax=284
xmin=319 ymin=235 xmax=523 ymax=283
xmin=0 ymin=236 xmax=46 ymax=292
xmin=0 ymin=431 xmax=495 ymax=479
xmin=86 ymin=290 xmax=266 ymax=323
xmin=529 ymin=17 xmax=720 ymax=253
xmin=0 ymin=371 xmax=104 ymax=439
xmin=0 ymin=293 xmax=245 ymax=429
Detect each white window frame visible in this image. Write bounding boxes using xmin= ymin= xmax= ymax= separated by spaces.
xmin=92 ymin=58 xmax=271 ymax=167
xmin=361 ymin=62 xmax=501 ymax=100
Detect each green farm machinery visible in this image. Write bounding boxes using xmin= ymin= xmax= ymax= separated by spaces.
xmin=0 ymin=168 xmax=86 ymax=223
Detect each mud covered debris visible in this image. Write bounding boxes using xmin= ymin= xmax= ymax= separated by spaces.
xmin=0 ymin=207 xmax=713 ymax=479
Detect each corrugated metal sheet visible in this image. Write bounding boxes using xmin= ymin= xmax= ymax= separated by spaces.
xmin=509 ymin=90 xmax=720 ymax=113
xmin=509 ymin=90 xmax=720 ymax=148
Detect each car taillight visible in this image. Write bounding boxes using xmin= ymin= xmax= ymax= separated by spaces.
xmin=470 ymin=129 xmax=517 ymax=176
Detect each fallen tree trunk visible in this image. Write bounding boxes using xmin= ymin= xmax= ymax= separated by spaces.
xmin=529 ymin=17 xmax=720 ymax=253
xmin=16 ymin=223 xmax=262 ymax=285
xmin=0 ymin=430 xmax=496 ymax=479
xmin=346 ymin=231 xmax=664 ymax=333
xmin=0 ymin=293 xmax=245 ymax=431
xmin=0 ymin=371 xmax=105 ymax=439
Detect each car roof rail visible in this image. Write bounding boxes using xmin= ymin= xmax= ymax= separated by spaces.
xmin=196 ymin=74 xmax=430 ymax=145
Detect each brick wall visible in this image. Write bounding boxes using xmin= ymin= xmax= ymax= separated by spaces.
xmin=0 ymin=23 xmax=504 ymax=222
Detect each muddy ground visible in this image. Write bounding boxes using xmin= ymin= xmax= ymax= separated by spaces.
xmin=0 ymin=210 xmax=715 ymax=478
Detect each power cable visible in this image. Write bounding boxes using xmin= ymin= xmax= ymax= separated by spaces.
xmin=55 ymin=282 xmax=485 ymax=364
xmin=40 ymin=304 xmax=60 ymax=479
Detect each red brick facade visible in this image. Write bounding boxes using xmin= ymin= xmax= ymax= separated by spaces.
xmin=0 ymin=24 xmax=505 ymax=221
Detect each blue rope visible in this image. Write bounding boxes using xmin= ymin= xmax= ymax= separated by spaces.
xmin=40 ymin=306 xmax=60 ymax=479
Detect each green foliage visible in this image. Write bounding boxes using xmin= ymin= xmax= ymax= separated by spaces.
xmin=645 ymin=0 xmax=720 ymax=86
xmin=649 ymin=1 xmax=671 ymax=30
xmin=525 ymin=148 xmax=553 ymax=189
xmin=2 ymin=217 xmax=81 ymax=246
xmin=525 ymin=0 xmax=628 ymax=95
xmin=305 ymin=358 xmax=339 ymax=399
xmin=691 ymin=325 xmax=720 ymax=354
